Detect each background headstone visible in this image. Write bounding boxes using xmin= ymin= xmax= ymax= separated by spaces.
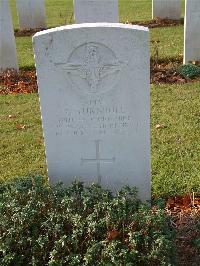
xmin=0 ymin=0 xmax=18 ymax=72
xmin=184 ymin=0 xmax=200 ymax=64
xmin=152 ymin=0 xmax=181 ymax=20
xmin=73 ymin=0 xmax=119 ymax=23
xmin=33 ymin=23 xmax=150 ymax=201
xmin=16 ymin=0 xmax=46 ymax=30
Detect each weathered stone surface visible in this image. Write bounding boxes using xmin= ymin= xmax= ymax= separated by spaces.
xmin=0 ymin=0 xmax=18 ymax=72
xmin=184 ymin=0 xmax=200 ymax=64
xmin=33 ymin=23 xmax=150 ymax=201
xmin=73 ymin=0 xmax=118 ymax=23
xmin=16 ymin=0 xmax=46 ymax=30
xmin=152 ymin=0 xmax=181 ymax=20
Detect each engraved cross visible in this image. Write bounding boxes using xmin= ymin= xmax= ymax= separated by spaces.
xmin=81 ymin=140 xmax=115 ymax=184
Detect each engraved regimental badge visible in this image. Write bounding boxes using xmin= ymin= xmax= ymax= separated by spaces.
xmin=55 ymin=42 xmax=125 ymax=94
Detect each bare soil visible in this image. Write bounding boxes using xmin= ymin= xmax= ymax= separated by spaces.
xmin=0 ymin=69 xmax=37 ymax=94
xmin=131 ymin=18 xmax=184 ymax=29
xmin=1 ymin=59 xmax=200 ymax=95
xmin=14 ymin=19 xmax=183 ymax=37
xmin=166 ymin=195 xmax=200 ymax=265
xmin=14 ymin=28 xmax=46 ymax=37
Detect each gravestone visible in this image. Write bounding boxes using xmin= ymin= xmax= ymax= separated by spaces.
xmin=33 ymin=23 xmax=150 ymax=201
xmin=0 ymin=0 xmax=18 ymax=72
xmin=73 ymin=0 xmax=119 ymax=23
xmin=152 ymin=0 xmax=181 ymax=20
xmin=16 ymin=0 xmax=46 ymax=30
xmin=184 ymin=0 xmax=200 ymax=64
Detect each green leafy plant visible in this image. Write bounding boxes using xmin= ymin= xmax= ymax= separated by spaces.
xmin=0 ymin=176 xmax=176 ymax=265
xmin=177 ymin=64 xmax=200 ymax=79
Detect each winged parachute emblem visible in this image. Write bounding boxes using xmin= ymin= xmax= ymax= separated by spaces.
xmin=55 ymin=43 xmax=126 ymax=93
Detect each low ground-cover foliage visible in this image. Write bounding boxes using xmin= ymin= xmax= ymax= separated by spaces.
xmin=177 ymin=64 xmax=200 ymax=79
xmin=1 ymin=176 xmax=176 ymax=265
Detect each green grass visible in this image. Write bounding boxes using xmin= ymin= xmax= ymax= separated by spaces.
xmin=0 ymin=94 xmax=47 ymax=181
xmin=151 ymin=82 xmax=200 ymax=196
xmin=1 ymin=0 xmax=199 ymax=197
xmin=16 ymin=37 xmax=34 ymax=69
xmin=151 ymin=26 xmax=183 ymax=61
xmin=15 ymin=25 xmax=184 ymax=69
xmin=1 ymin=82 xmax=200 ymax=196
xmin=9 ymin=0 xmax=72 ymax=29
xmin=12 ymin=0 xmax=185 ymax=69
xmin=10 ymin=0 xmax=186 ymax=29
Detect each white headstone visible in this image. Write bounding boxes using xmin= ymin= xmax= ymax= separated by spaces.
xmin=16 ymin=0 xmax=46 ymax=30
xmin=0 ymin=0 xmax=18 ymax=72
xmin=152 ymin=0 xmax=181 ymax=20
xmin=33 ymin=23 xmax=150 ymax=201
xmin=184 ymin=0 xmax=200 ymax=64
xmin=73 ymin=0 xmax=119 ymax=23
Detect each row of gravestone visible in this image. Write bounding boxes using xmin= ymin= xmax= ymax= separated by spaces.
xmin=0 ymin=0 xmax=199 ymax=73
xmin=4 ymin=0 xmax=188 ymax=29
xmin=4 ymin=0 xmax=183 ymax=30
xmin=2 ymin=0 xmax=186 ymax=30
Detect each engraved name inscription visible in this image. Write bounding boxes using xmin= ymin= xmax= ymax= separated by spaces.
xmin=56 ymin=98 xmax=133 ymax=137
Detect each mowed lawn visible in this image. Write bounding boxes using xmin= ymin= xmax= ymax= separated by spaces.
xmin=9 ymin=0 xmax=186 ymax=28
xmin=16 ymin=25 xmax=184 ymax=69
xmin=0 ymin=0 xmax=199 ymax=197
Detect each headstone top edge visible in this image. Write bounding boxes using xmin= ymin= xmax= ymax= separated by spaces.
xmin=33 ymin=23 xmax=149 ymax=39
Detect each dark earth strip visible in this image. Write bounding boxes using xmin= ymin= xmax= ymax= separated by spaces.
xmin=165 ymin=195 xmax=200 ymax=265
xmin=131 ymin=18 xmax=184 ymax=29
xmin=1 ymin=59 xmax=200 ymax=94
xmin=14 ymin=28 xmax=46 ymax=37
xmin=14 ymin=19 xmax=183 ymax=37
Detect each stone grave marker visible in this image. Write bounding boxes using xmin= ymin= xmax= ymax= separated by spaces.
xmin=184 ymin=0 xmax=200 ymax=64
xmin=0 ymin=0 xmax=18 ymax=72
xmin=16 ymin=0 xmax=46 ymax=30
xmin=152 ymin=0 xmax=181 ymax=20
xmin=33 ymin=23 xmax=150 ymax=201
xmin=73 ymin=0 xmax=119 ymax=23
